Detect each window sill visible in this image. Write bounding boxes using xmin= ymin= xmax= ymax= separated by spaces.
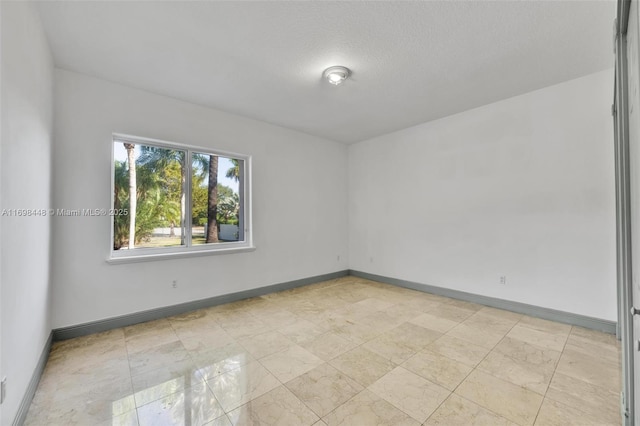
xmin=107 ymin=245 xmax=256 ymax=264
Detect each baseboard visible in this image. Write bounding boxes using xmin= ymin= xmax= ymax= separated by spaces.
xmin=53 ymin=270 xmax=349 ymax=341
xmin=53 ymin=267 xmax=615 ymax=341
xmin=13 ymin=331 xmax=52 ymax=426
xmin=349 ymin=270 xmax=617 ymax=334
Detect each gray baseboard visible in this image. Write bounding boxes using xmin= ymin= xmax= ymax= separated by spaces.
xmin=53 ymin=270 xmax=349 ymax=341
xmin=13 ymin=331 xmax=52 ymax=426
xmin=350 ymin=270 xmax=617 ymax=334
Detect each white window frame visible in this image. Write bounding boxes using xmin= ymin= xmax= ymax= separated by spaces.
xmin=108 ymin=133 xmax=254 ymax=264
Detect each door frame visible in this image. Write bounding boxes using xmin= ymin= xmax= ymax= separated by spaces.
xmin=615 ymin=0 xmax=635 ymax=423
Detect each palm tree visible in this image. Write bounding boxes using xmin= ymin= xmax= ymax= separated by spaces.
xmin=124 ymin=143 xmax=136 ymax=249
xmin=113 ymin=160 xmax=129 ymax=250
xmin=192 ymin=154 xmax=219 ymax=243
xmin=206 ymin=155 xmax=219 ymax=243
xmin=138 ymin=147 xmax=186 ymax=244
xmin=226 ymin=159 xmax=240 ymax=182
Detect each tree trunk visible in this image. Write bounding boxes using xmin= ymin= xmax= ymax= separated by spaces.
xmin=124 ymin=143 xmax=137 ymax=249
xmin=206 ymin=155 xmax=219 ymax=243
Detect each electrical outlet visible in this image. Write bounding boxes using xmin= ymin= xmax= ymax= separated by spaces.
xmin=172 ymin=280 xmax=178 ymax=288
xmin=369 ymin=257 xmax=374 ymax=263
xmin=337 ymin=255 xmax=340 ymax=262
xmin=499 ymin=275 xmax=507 ymax=285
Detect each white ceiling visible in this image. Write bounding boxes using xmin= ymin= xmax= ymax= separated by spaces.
xmin=36 ymin=1 xmax=615 ymax=144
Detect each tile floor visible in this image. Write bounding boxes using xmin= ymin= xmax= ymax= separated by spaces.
xmin=24 ymin=277 xmax=622 ymax=426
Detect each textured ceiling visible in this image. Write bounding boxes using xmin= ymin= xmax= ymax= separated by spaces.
xmin=36 ymin=1 xmax=615 ymax=144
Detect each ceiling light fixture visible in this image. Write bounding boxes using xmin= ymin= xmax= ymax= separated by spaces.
xmin=323 ymin=66 xmax=351 ymax=85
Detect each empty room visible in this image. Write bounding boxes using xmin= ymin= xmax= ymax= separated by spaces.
xmin=2 ymin=0 xmax=638 ymax=425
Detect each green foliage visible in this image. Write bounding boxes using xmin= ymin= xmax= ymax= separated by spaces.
xmin=226 ymin=159 xmax=240 ymax=182
xmin=113 ymin=147 xmax=184 ymax=250
xmin=113 ymin=149 xmax=241 ymax=250
xmin=192 ymin=183 xmax=238 ymax=226
xmin=113 ymin=160 xmax=129 ymax=250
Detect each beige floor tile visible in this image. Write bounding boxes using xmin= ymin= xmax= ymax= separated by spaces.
xmin=493 ymin=337 xmax=561 ymax=366
xmin=331 ymin=322 xmax=382 ymax=344
xmin=168 ymin=308 xmax=210 ymax=324
xmin=545 ymin=372 xmax=620 ymax=424
xmin=517 ymin=316 xmax=572 ymax=336
xmin=124 ymin=319 xmax=174 ymax=338
xmin=507 ymin=325 xmax=568 ymax=352
xmin=212 ymin=310 xmax=258 ymax=327
xmin=382 ymin=304 xmax=423 ymax=323
xmin=35 ymin=355 xmax=131 ymax=402
xmin=125 ymin=327 xmax=180 ymax=354
xmin=564 ymin=333 xmax=620 ymax=365
xmin=27 ymin=278 xmax=622 ymax=426
xmin=204 ymin=415 xmax=233 ymax=425
xmin=50 ymin=328 xmax=125 ymax=355
xmin=534 ymin=398 xmax=608 ymax=426
xmin=426 ymin=335 xmax=490 ymax=367
xmin=351 ymin=310 xmax=406 ymax=332
xmin=207 ymin=361 xmax=280 ymax=412
xmin=463 ymin=311 xmax=519 ymax=335
xmin=446 ymin=323 xmax=505 ymax=349
xmin=477 ymin=307 xmax=523 ymax=322
xmin=227 ymin=385 xmax=319 ymax=426
xmin=402 ymin=349 xmax=473 ymax=391
xmin=180 ymin=327 xmax=235 ymax=354
xmin=128 ymin=340 xmax=192 ymax=377
xmin=132 ymin=360 xmax=205 ymax=407
xmin=286 ymin=363 xmax=363 ymax=418
xmin=238 ymin=330 xmax=295 ymax=359
xmin=48 ymin=333 xmax=127 ymax=372
xmin=446 ymin=299 xmax=484 ymax=311
xmin=363 ymin=326 xmax=432 ymax=364
xmin=259 ymin=344 xmax=324 ymax=382
xmin=409 ymin=312 xmax=460 ymax=333
xmin=279 ymin=319 xmax=328 ymax=345
xmin=427 ymin=304 xmax=477 ymax=322
xmin=368 ymin=366 xmax=450 ymax=423
xmin=329 ymin=346 xmax=396 ymax=387
xmin=304 ymin=310 xmax=352 ymax=330
xmin=364 ymin=323 xmax=441 ymax=364
xmin=97 ymin=410 xmax=140 ymax=426
xmin=191 ymin=342 xmax=254 ymax=380
xmin=34 ymin=370 xmax=134 ymax=409
xmin=287 ymin=300 xmax=330 ymax=317
xmin=555 ymin=348 xmax=621 ymax=392
xmin=395 ymin=298 xmax=443 ymax=313
xmin=136 ymin=381 xmax=224 ymax=426
xmin=425 ymin=394 xmax=517 ymax=426
xmin=222 ymin=317 xmax=273 ymax=339
xmin=25 ymin=386 xmax=135 ymax=425
xmin=172 ymin=319 xmax=227 ymax=341
xmin=569 ymin=326 xmax=618 ymax=346
xmin=477 ymin=351 xmax=553 ymax=395
xmin=301 ymin=331 xmax=357 ymax=361
xmin=352 ymin=297 xmax=396 ymax=311
xmin=455 ymin=370 xmax=543 ymax=425
xmin=322 ymin=389 xmax=419 ymax=426
xmin=256 ymin=310 xmax=301 ymax=328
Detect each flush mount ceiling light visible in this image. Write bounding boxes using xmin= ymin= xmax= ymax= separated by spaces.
xmin=323 ymin=66 xmax=351 ymax=85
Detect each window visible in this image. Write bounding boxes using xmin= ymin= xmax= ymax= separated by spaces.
xmin=109 ymin=134 xmax=252 ymax=262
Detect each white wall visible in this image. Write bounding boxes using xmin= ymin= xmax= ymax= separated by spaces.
xmin=52 ymin=69 xmax=348 ymax=328
xmin=349 ymin=69 xmax=617 ymax=321
xmin=0 ymin=2 xmax=53 ymax=423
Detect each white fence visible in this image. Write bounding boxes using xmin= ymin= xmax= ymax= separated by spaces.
xmin=153 ymin=224 xmax=239 ymax=241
